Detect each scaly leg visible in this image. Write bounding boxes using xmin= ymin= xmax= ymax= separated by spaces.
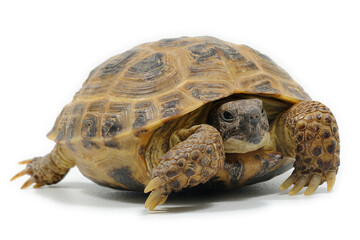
xmin=11 ymin=144 xmax=75 ymax=188
xmin=223 ymin=150 xmax=293 ymax=187
xmin=276 ymin=101 xmax=340 ymax=195
xmin=144 ymin=124 xmax=225 ymax=210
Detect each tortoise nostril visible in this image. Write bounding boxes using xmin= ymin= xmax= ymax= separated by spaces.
xmin=250 ymin=114 xmax=260 ymax=125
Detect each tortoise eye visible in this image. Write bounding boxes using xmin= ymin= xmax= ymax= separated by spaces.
xmin=222 ymin=111 xmax=235 ymax=122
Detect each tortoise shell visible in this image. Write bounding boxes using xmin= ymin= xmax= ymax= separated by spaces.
xmin=46 ymin=36 xmax=311 ymax=190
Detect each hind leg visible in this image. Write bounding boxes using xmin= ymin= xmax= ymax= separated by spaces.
xmin=144 ymin=124 xmax=225 ymax=210
xmin=222 ymin=150 xmax=294 ymax=187
xmin=11 ymin=144 xmax=75 ymax=188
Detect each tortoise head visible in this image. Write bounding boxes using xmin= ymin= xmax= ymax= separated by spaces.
xmin=208 ymin=99 xmax=270 ymax=153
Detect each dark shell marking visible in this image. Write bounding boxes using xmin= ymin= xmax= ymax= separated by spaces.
xmin=161 ymin=99 xmax=180 ymax=118
xmin=108 ymin=167 xmax=144 ymax=191
xmin=189 ymin=43 xmax=217 ymax=62
xmin=242 ymin=75 xmax=281 ymax=94
xmin=133 ymin=101 xmax=156 ymax=129
xmin=156 ymin=38 xmax=191 ymax=48
xmin=126 ymin=52 xmax=165 ymax=81
xmin=65 ymin=118 xmax=76 ymax=140
xmin=184 ymin=82 xmax=231 ymax=101
xmin=99 ymin=50 xmax=138 ymax=78
xmin=55 ymin=124 xmax=65 ymax=142
xmin=102 ymin=116 xmax=123 ymax=138
xmin=82 ymin=139 xmax=99 ymax=150
xmin=81 ymin=115 xmax=97 ymax=138
xmin=188 ymin=41 xmax=243 ymax=62
xmin=104 ymin=140 xmax=120 ymax=149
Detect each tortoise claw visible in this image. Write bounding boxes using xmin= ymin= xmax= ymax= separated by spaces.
xmin=33 ymin=182 xmax=46 ymax=188
xmin=326 ymin=171 xmax=336 ymax=192
xmin=144 ymin=177 xmax=169 ymax=211
xmin=304 ymin=175 xmax=322 ymax=196
xmin=10 ymin=169 xmax=29 ymax=182
xmin=144 ymin=177 xmax=163 ymax=193
xmin=288 ymin=176 xmax=308 ymax=195
xmin=158 ymin=195 xmax=169 ymax=206
xmin=144 ymin=189 xmax=168 ymax=211
xmin=11 ymin=159 xmax=46 ymax=189
xmin=21 ymin=177 xmax=36 ymax=189
xmin=280 ymin=174 xmax=296 ymax=191
xmin=281 ymin=170 xmax=336 ymax=196
xmin=18 ymin=159 xmax=33 ymax=165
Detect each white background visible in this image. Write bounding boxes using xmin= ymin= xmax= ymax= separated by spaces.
xmin=0 ymin=0 xmax=359 ymax=239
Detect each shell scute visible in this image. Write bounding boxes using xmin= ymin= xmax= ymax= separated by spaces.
xmin=133 ymin=100 xmax=157 ymax=129
xmin=81 ymin=114 xmax=98 ymax=139
xmin=87 ymin=100 xmax=108 ymax=113
xmin=237 ymin=74 xmax=281 ymax=95
xmin=110 ymin=52 xmax=182 ymax=99
xmin=65 ymin=117 xmax=76 ymax=141
xmin=159 ymin=93 xmax=182 ymax=119
xmin=101 ymin=116 xmax=123 ymax=138
xmin=159 ymin=90 xmax=202 ymax=120
xmin=126 ymin=52 xmax=165 ymax=81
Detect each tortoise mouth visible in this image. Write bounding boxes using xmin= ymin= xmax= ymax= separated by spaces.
xmin=223 ymin=132 xmax=270 ymax=153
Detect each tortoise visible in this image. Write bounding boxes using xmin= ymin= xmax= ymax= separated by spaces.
xmin=12 ymin=36 xmax=340 ymax=210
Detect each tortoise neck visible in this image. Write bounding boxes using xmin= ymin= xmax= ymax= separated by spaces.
xmin=268 ymin=115 xmax=296 ymax=157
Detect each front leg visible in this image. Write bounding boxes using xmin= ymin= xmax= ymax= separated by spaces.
xmin=276 ymin=101 xmax=340 ymax=195
xmin=144 ymin=124 xmax=225 ymax=210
